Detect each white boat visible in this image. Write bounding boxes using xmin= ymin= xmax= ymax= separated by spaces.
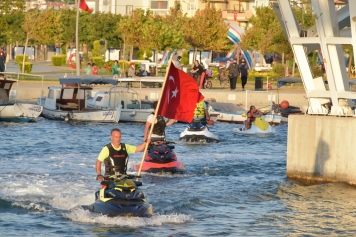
xmin=88 ymin=77 xmax=165 ymax=123
xmin=208 ymin=102 xmax=282 ymax=124
xmin=179 ymin=122 xmax=219 ymax=143
xmin=36 ymin=75 xmax=121 ymax=123
xmin=232 ymin=117 xmax=276 ymax=137
xmin=0 ymin=75 xmax=43 ymax=122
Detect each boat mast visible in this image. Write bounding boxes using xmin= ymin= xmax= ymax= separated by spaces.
xmin=75 ymin=0 xmax=80 ymax=76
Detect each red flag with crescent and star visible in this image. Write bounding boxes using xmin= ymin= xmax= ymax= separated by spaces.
xmin=78 ymin=0 xmax=92 ymax=13
xmin=157 ymin=63 xmax=204 ymax=123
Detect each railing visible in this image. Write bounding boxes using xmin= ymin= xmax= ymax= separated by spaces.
xmin=222 ymin=10 xmax=254 ymax=20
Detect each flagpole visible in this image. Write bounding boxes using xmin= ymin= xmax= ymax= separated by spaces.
xmin=136 ymin=54 xmax=174 ymax=179
xmin=75 ymin=0 xmax=80 ymax=76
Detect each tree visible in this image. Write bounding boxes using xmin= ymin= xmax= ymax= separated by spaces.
xmin=241 ymin=5 xmax=314 ymax=60
xmin=89 ymin=12 xmax=122 ymax=49
xmin=58 ymin=8 xmax=77 ymax=45
xmin=118 ymin=9 xmax=151 ymax=60
xmin=144 ymin=10 xmax=187 ymax=63
xmin=183 ymin=6 xmax=231 ymax=60
xmin=0 ymin=0 xmax=26 ymax=46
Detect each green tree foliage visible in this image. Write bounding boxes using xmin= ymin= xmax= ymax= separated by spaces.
xmin=89 ymin=12 xmax=122 ymax=48
xmin=0 ymin=10 xmax=26 ymax=46
xmin=241 ymin=5 xmax=315 ymax=59
xmin=0 ymin=0 xmax=26 ymax=45
xmin=58 ymin=8 xmax=76 ymax=44
xmin=118 ymin=9 xmax=151 ymax=50
xmin=0 ymin=0 xmax=25 ymax=14
xmin=21 ymin=9 xmax=62 ymax=47
xmin=184 ymin=6 xmax=231 ymax=59
xmin=240 ymin=6 xmax=289 ymax=57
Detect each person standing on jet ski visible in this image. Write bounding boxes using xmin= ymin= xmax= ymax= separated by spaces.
xmin=244 ymin=105 xmax=266 ymax=130
xmin=144 ymin=101 xmax=176 ymax=142
xmin=96 ymin=128 xmax=149 ymax=181
xmin=192 ymin=100 xmax=210 ymax=125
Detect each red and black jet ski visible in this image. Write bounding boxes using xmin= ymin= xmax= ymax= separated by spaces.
xmin=135 ymin=139 xmax=185 ymax=173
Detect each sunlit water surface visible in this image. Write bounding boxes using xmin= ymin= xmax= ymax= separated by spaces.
xmin=1 ymin=119 xmax=356 ymax=236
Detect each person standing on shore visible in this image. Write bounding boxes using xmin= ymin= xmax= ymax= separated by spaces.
xmin=190 ymin=60 xmax=203 ymax=86
xmin=227 ymin=59 xmax=240 ymax=91
xmin=239 ymin=58 xmax=249 ymax=91
xmin=0 ymin=50 xmax=5 ymax=73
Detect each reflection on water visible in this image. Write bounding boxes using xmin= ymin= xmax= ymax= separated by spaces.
xmin=277 ymin=181 xmax=356 ymax=235
xmin=1 ymin=120 xmax=356 ymax=236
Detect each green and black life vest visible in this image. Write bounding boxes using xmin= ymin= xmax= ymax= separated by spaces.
xmin=104 ymin=143 xmax=129 ymax=176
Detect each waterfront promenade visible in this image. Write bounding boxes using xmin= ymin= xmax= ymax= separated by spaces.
xmin=7 ymin=60 xmax=309 ymax=110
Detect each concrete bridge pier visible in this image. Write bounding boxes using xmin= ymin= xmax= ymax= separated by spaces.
xmin=287 ymin=115 xmax=356 ymax=185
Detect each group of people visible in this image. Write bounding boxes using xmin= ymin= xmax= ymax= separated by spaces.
xmin=188 ymin=57 xmax=249 ymax=91
xmin=82 ymin=60 xmax=150 ymax=78
xmin=226 ymin=58 xmax=249 ymax=91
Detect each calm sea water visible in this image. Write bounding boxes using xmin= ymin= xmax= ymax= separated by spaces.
xmin=1 ymin=119 xmax=356 ymax=236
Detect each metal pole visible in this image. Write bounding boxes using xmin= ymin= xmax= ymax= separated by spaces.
xmin=75 ymin=0 xmax=80 ymax=76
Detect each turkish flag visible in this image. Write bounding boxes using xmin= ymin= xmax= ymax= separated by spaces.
xmin=78 ymin=0 xmax=92 ymax=13
xmin=157 ymin=63 xmax=204 ymax=123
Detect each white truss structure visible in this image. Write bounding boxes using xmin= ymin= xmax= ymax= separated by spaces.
xmin=273 ymin=0 xmax=356 ymax=115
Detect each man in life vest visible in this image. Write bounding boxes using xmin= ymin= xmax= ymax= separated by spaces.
xmin=144 ymin=101 xmax=175 ymax=143
xmin=95 ymin=128 xmax=149 ymax=181
xmin=192 ymin=100 xmax=210 ymax=125
xmin=244 ymin=105 xmax=265 ymax=130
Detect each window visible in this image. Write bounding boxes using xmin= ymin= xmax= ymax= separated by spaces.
xmin=77 ymin=89 xmax=85 ymax=99
xmin=62 ymin=89 xmax=74 ymax=99
xmin=188 ymin=2 xmax=196 ymax=11
xmin=96 ymin=96 xmax=103 ymax=102
xmin=151 ymin=1 xmax=168 ymax=9
xmin=126 ymin=5 xmax=133 ymax=15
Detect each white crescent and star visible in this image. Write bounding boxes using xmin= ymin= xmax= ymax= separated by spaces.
xmin=167 ymin=75 xmax=179 ymax=104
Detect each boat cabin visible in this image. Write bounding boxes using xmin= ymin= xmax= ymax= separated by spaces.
xmin=0 ymin=77 xmax=16 ymax=105
xmin=44 ymin=85 xmax=92 ymax=111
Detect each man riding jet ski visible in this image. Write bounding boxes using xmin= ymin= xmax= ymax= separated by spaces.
xmin=83 ymin=128 xmax=153 ymax=217
xmin=179 ymin=100 xmax=219 ymax=143
xmin=140 ymin=101 xmax=185 ymax=173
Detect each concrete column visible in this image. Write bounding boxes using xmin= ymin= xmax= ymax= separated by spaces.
xmin=287 ymin=115 xmax=356 ymax=185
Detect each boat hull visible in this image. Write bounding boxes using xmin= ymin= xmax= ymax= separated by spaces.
xmin=83 ymin=199 xmax=153 ymax=217
xmin=135 ymin=160 xmax=186 ymax=173
xmin=179 ymin=127 xmax=219 ymax=143
xmin=0 ymin=103 xmax=43 ymax=122
xmin=232 ymin=125 xmax=276 ymax=137
xmin=210 ymin=111 xmax=282 ymax=124
xmin=41 ymin=108 xmax=119 ymax=122
xmin=119 ymin=109 xmax=153 ymax=123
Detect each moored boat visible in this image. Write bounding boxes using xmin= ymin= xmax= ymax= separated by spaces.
xmin=36 ymin=75 xmax=121 ymax=122
xmin=0 ymin=74 xmax=43 ymax=122
xmin=88 ymin=77 xmax=165 ymax=122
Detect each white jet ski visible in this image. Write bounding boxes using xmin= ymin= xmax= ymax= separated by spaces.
xmin=232 ymin=117 xmax=276 ymax=137
xmin=179 ymin=121 xmax=219 ymax=143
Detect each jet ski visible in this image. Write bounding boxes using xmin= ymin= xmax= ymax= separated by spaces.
xmin=82 ymin=173 xmax=153 ymax=217
xmin=232 ymin=117 xmax=276 ymax=137
xmin=135 ymin=139 xmax=185 ymax=173
xmin=179 ymin=121 xmax=219 ymax=143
